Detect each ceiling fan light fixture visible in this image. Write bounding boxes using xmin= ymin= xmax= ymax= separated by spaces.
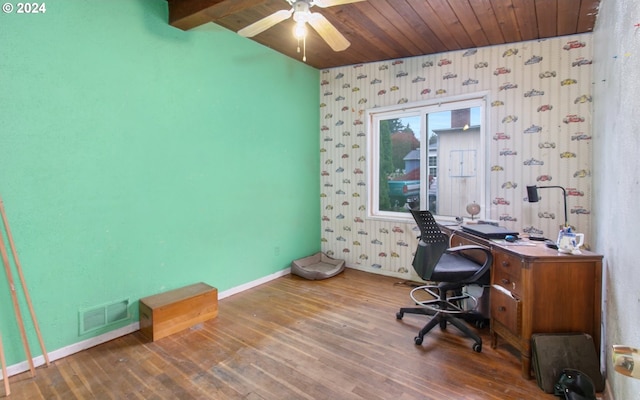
xmin=292 ymin=2 xmax=311 ymax=62
xmin=293 ymin=20 xmax=307 ymax=39
xmin=293 ymin=19 xmax=308 ymax=62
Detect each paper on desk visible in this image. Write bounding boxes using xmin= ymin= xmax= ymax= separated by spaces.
xmin=491 ymin=239 xmax=537 ymax=246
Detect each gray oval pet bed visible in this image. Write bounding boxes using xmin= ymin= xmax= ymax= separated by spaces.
xmin=291 ymin=252 xmax=345 ymax=280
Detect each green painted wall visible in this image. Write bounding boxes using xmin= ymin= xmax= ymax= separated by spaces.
xmin=0 ymin=0 xmax=320 ymax=364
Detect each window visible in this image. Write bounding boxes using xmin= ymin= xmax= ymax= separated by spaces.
xmin=367 ymin=94 xmax=487 ymax=221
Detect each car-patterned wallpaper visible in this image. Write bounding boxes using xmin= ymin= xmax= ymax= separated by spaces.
xmin=319 ymin=33 xmax=593 ymax=280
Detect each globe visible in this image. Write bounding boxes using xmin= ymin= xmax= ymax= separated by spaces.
xmin=466 ymin=202 xmax=481 ymax=220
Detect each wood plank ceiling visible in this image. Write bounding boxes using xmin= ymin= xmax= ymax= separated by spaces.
xmin=166 ymin=0 xmax=601 ymax=69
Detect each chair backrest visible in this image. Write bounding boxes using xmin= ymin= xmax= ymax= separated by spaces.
xmin=409 ymin=209 xmax=449 ymax=280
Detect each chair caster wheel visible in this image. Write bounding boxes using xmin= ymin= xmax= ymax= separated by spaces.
xmin=396 ymin=312 xmax=403 ymax=320
xmin=473 ymin=343 xmax=482 ymax=352
xmin=414 ymin=336 xmax=423 ymax=345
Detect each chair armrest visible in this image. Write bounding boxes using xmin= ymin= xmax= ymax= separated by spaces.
xmin=445 ymin=244 xmax=488 ymax=254
xmin=446 ymin=245 xmax=493 ymax=284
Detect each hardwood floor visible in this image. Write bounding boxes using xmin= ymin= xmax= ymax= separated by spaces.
xmin=9 ymin=269 xmax=560 ymax=399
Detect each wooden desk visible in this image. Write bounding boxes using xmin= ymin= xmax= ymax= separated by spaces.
xmin=440 ymin=226 xmax=603 ymax=379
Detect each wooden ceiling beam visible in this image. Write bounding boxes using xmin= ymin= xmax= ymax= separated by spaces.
xmin=167 ymin=0 xmax=265 ymax=30
xmin=166 ymin=0 xmax=225 ymax=30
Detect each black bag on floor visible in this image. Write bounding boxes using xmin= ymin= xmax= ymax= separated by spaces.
xmin=554 ymin=369 xmax=597 ymax=400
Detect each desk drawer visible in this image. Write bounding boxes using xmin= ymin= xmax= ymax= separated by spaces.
xmin=491 ymin=286 xmax=521 ymax=335
xmin=493 ymin=266 xmax=521 ymax=298
xmin=493 ymin=251 xmax=522 ymax=297
xmin=450 ymin=233 xmax=484 ymax=248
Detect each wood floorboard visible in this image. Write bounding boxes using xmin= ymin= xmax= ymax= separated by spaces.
xmin=8 ymin=269 xmax=562 ymax=399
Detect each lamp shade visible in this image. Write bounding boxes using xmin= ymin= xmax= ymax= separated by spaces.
xmin=526 ymin=185 xmax=539 ymax=202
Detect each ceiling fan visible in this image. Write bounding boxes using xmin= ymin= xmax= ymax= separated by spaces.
xmin=237 ymin=0 xmax=366 ymax=53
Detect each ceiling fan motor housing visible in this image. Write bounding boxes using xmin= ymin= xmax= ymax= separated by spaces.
xmin=293 ymin=1 xmax=311 ymax=21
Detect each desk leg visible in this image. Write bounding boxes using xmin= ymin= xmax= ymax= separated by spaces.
xmin=521 ymin=354 xmax=532 ymax=379
xmin=490 ymin=331 xmax=497 ymax=349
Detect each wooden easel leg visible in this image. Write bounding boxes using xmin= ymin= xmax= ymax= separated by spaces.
xmin=0 ymin=229 xmax=34 ymax=377
xmin=0 ymin=333 xmax=10 ymax=396
xmin=0 ymin=197 xmax=49 ymax=367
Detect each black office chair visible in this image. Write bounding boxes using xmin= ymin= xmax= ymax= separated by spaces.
xmin=396 ymin=209 xmax=492 ymax=352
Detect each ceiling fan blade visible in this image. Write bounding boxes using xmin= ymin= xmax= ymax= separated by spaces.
xmin=237 ymin=9 xmax=293 ymax=37
xmin=307 ymin=12 xmax=350 ymax=52
xmin=313 ymin=0 xmax=366 ymax=8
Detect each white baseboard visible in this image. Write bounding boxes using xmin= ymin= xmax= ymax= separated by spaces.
xmin=345 ymin=263 xmax=422 ymax=281
xmin=3 ymin=267 xmax=292 ymax=379
xmin=2 ymin=322 xmax=141 ymax=379
xmin=218 ymin=267 xmax=291 ymax=300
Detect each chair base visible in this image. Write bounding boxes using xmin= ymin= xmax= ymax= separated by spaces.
xmin=396 ymin=284 xmax=487 ymax=352
xmin=396 ymin=307 xmax=484 ymax=352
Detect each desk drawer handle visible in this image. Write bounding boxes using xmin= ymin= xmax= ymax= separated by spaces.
xmin=501 ymin=278 xmax=510 ymax=285
xmin=501 ymin=261 xmax=510 ymax=267
xmin=498 ymin=306 xmax=506 ymax=312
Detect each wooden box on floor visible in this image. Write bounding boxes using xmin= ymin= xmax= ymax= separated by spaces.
xmin=139 ymin=282 xmax=218 ymax=341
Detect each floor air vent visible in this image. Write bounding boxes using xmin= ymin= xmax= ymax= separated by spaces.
xmin=79 ymin=299 xmax=130 ymax=335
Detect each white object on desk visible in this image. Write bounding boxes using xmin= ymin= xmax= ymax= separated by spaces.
xmin=557 ymin=230 xmax=585 ymax=253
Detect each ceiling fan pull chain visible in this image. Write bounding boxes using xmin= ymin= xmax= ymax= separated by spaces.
xmin=303 ymin=36 xmax=307 ymax=62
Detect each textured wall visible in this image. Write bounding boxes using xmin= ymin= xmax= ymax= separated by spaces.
xmin=592 ymin=0 xmax=640 ymax=398
xmin=319 ymin=34 xmax=594 ymax=279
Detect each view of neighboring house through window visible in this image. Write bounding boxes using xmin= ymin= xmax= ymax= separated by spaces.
xmin=367 ymin=95 xmax=486 ymax=221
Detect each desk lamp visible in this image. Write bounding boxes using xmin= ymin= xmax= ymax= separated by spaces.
xmin=526 ymin=185 xmax=568 ymax=228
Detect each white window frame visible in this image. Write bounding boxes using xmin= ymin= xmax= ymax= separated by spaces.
xmin=366 ymin=93 xmax=489 ymax=222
